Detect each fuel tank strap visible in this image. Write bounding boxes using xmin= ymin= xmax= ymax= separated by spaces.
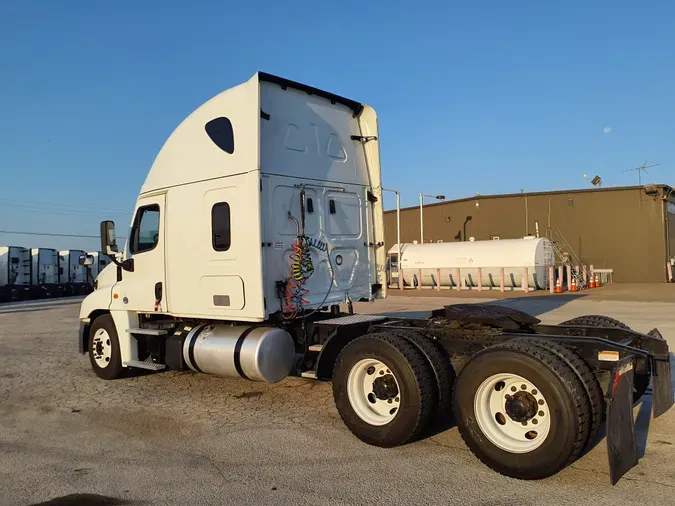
xmin=233 ymin=326 xmax=259 ymax=380
xmin=187 ymin=324 xmax=208 ymax=373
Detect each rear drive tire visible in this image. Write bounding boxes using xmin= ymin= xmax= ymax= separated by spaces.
xmin=332 ymin=333 xmax=436 ymax=447
xmin=512 ymin=339 xmax=603 ymax=452
xmin=390 ymin=330 xmax=454 ymax=424
xmin=560 ymin=315 xmax=650 ymax=403
xmin=88 ymin=314 xmax=123 ymax=380
xmin=454 ymin=340 xmax=591 ymax=479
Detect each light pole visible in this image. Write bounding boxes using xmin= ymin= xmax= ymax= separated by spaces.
xmin=419 ymin=193 xmax=445 ymax=244
xmin=383 ymin=188 xmax=402 ymax=289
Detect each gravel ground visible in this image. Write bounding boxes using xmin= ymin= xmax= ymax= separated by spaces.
xmin=1 ymin=295 xmax=674 ymax=506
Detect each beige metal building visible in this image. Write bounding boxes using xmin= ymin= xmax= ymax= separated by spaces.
xmin=383 ymin=184 xmax=675 ymax=282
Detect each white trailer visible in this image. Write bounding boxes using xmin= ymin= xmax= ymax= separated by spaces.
xmin=0 ymin=246 xmax=31 ymax=301
xmin=80 ymin=252 xmax=112 ymax=285
xmin=29 ymin=248 xmax=60 ymax=298
xmin=77 ymin=72 xmax=672 ymax=484
xmin=58 ymin=249 xmax=89 ymax=295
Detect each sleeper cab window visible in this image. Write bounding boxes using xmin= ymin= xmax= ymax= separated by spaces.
xmin=212 ymin=202 xmax=231 ymax=251
xmin=130 ymin=205 xmax=160 ymax=254
xmin=205 ymin=117 xmax=235 ymax=154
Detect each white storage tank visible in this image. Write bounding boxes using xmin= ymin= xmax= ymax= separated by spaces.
xmin=388 ymin=238 xmax=554 ymax=290
xmin=31 ymin=248 xmax=60 ymax=286
xmin=59 ymin=250 xmax=87 ymax=284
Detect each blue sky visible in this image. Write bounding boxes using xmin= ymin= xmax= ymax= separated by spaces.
xmin=1 ymin=1 xmax=673 ymax=250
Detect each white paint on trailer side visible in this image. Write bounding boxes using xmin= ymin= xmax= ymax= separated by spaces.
xmin=0 ymin=246 xmax=31 ymax=287
xmin=86 ymin=252 xmax=112 ymax=279
xmin=30 ymin=248 xmax=59 ymax=285
xmin=58 ymin=250 xmax=87 ymax=284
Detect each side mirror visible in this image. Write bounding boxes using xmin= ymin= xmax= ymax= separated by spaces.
xmin=79 ymin=254 xmax=94 ymax=266
xmin=100 ymin=221 xmax=119 ymax=255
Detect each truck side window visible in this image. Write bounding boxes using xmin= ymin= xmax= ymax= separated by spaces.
xmin=130 ymin=205 xmax=160 ymax=254
xmin=205 ymin=117 xmax=235 ymax=154
xmin=212 ymin=202 xmax=231 ymax=251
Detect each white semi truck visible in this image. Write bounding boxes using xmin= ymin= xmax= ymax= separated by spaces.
xmin=78 ymin=72 xmax=672 ymax=484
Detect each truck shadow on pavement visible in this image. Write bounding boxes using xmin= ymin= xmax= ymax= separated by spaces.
xmin=29 ymin=494 xmax=133 ymax=506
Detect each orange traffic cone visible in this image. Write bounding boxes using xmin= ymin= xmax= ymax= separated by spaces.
xmin=588 ymin=275 xmax=595 ymax=288
xmin=594 ymin=274 xmax=601 ymax=288
xmin=554 ymin=277 xmax=563 ymax=293
xmin=570 ymin=277 xmax=577 ymax=292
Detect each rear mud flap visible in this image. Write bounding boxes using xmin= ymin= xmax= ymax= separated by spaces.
xmin=652 ymin=358 xmax=674 ymax=418
xmin=605 ymin=358 xmax=638 ymax=485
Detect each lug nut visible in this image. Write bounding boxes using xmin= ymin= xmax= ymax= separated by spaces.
xmin=531 ymin=389 xmax=538 ymax=395
xmin=521 ymin=384 xmax=527 ymax=390
xmin=511 ymin=386 xmax=517 ymax=392
xmin=538 ymin=399 xmax=544 ymax=405
xmin=521 ymin=421 xmax=528 ymax=426
xmin=532 ymin=419 xmax=538 ymax=425
xmin=538 ymin=411 xmax=544 ymax=417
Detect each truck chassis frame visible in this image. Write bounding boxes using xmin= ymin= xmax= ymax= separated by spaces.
xmin=79 ymin=303 xmax=673 ymax=484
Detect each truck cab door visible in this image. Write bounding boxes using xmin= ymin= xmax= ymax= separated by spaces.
xmin=111 ymin=194 xmax=167 ymax=313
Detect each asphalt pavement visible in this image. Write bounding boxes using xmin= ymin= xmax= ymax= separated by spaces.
xmin=1 ymin=294 xmax=674 ymax=506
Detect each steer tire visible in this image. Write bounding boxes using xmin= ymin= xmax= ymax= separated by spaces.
xmin=332 ymin=333 xmax=436 ymax=447
xmin=560 ymin=315 xmax=650 ymax=403
xmin=454 ymin=340 xmax=591 ymax=480
xmin=88 ymin=314 xmax=123 ymax=380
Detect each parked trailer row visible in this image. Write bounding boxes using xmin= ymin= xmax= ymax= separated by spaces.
xmin=0 ymin=247 xmax=111 ymax=302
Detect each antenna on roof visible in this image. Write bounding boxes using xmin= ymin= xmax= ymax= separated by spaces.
xmin=581 ymin=174 xmax=603 ymax=187
xmin=623 ymin=161 xmax=660 ymax=187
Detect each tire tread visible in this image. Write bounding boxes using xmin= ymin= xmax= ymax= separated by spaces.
xmin=333 ymin=332 xmax=436 ymax=445
xmin=454 ymin=339 xmax=591 ymax=478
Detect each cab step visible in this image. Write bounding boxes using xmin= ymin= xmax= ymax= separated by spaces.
xmin=308 ymin=344 xmax=323 ymax=352
xmin=301 ymin=371 xmax=317 ymax=379
xmin=126 ymin=328 xmax=168 ymax=336
xmin=123 ymin=359 xmax=166 ymax=371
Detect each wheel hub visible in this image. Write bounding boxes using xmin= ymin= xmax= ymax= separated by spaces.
xmin=505 ymin=392 xmax=538 ymax=422
xmin=347 ymin=359 xmax=401 ymax=426
xmin=372 ymin=374 xmax=399 ymax=400
xmin=91 ymin=328 xmax=112 ymax=368
xmin=473 ymin=373 xmax=551 ymax=453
